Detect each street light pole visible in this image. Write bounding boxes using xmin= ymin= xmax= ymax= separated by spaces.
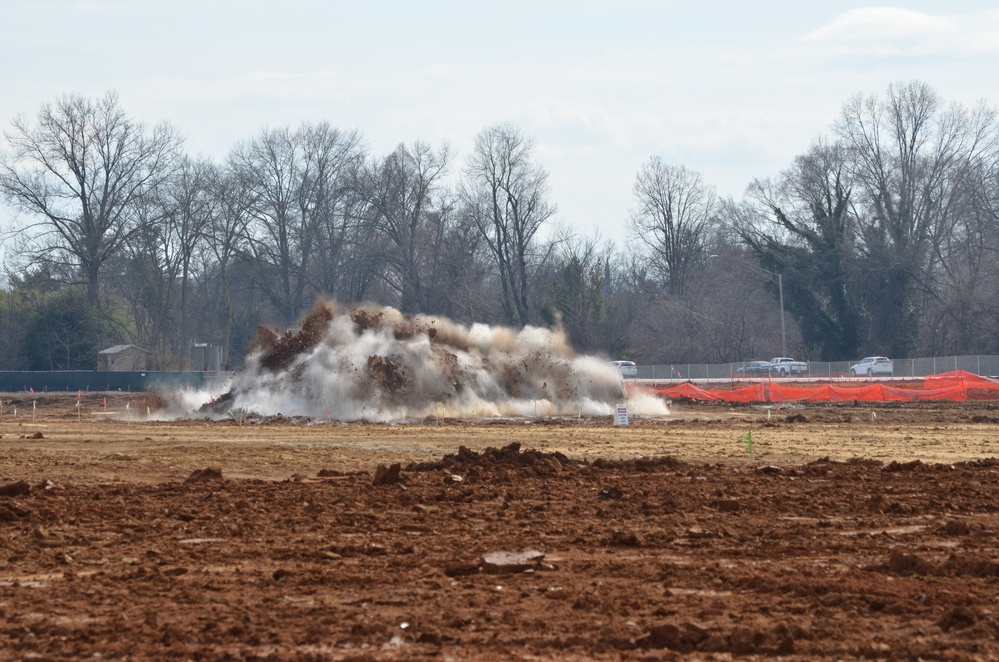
xmin=709 ymin=254 xmax=787 ymax=356
xmin=777 ymin=273 xmax=786 ymax=357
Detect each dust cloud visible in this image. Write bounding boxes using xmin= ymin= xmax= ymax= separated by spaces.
xmin=195 ymin=301 xmax=668 ymax=422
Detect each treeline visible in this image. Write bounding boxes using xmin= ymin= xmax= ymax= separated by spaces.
xmin=2 ymin=81 xmax=998 ymax=371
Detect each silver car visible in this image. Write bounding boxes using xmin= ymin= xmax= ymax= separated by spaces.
xmin=612 ymin=360 xmax=637 ymax=378
xmin=850 ymin=356 xmax=893 ymax=376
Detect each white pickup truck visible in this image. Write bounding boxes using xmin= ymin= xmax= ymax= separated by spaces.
xmin=769 ymin=357 xmax=808 ymax=376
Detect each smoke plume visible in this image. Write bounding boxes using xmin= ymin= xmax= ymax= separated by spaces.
xmin=200 ymin=301 xmax=666 ymax=421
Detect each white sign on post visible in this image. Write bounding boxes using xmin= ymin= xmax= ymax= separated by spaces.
xmin=615 ymin=403 xmax=629 ymax=426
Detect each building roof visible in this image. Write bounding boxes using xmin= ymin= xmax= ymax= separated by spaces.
xmin=98 ymin=344 xmax=150 ymax=355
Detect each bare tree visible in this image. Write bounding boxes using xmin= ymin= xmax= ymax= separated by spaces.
xmin=835 ymin=81 xmax=999 ymax=357
xmin=628 ymin=157 xmax=715 ymax=295
xmin=102 ymin=158 xmax=219 ymax=368
xmin=735 ymin=141 xmax=864 ymax=360
xmin=921 ymin=157 xmax=999 ymax=354
xmin=228 ymin=122 xmax=363 ymax=325
xmin=296 ymin=122 xmax=365 ymax=302
xmin=108 ymin=203 xmax=178 ymax=365
xmin=0 ymin=91 xmax=184 ymax=305
xmin=430 ymin=206 xmax=491 ymax=323
xmin=357 ymin=141 xmax=451 ymax=313
xmin=462 ymin=124 xmax=556 ymax=326
xmin=308 ymin=173 xmax=369 ymax=305
xmin=162 ymin=157 xmax=217 ymax=368
xmin=535 ymin=231 xmax=619 ymax=353
xmin=201 ymin=168 xmax=254 ymax=367
xmin=229 ymin=127 xmax=303 ymax=325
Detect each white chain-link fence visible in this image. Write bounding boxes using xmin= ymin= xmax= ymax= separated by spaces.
xmin=636 ymin=355 xmax=999 ymax=381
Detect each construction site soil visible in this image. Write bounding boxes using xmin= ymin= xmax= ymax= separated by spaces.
xmin=3 ymin=393 xmax=999 ymax=660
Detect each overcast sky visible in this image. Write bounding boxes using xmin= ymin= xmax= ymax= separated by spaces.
xmin=2 ymin=1 xmax=998 ymax=247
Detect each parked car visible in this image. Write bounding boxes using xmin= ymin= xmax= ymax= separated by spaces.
xmin=769 ymin=357 xmax=808 ymax=376
xmin=734 ymin=360 xmax=775 ymax=376
xmin=611 ymin=360 xmax=637 ymax=378
xmin=850 ymin=356 xmax=893 ymax=376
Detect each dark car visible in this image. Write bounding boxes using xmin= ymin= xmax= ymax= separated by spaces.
xmin=734 ymin=360 xmax=775 ymax=376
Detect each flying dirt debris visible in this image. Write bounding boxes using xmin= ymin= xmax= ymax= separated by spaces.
xmin=200 ymin=301 xmax=666 ymax=422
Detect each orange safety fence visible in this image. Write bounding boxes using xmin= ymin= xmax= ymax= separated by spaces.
xmin=925 ymin=370 xmax=999 ymax=388
xmin=924 ymin=371 xmax=999 ymax=401
xmin=771 ymin=381 xmax=969 ymax=403
xmin=636 ymin=382 xmax=766 ymax=403
xmin=638 ymin=370 xmax=999 ymax=403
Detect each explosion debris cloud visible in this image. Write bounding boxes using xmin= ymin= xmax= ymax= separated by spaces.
xmin=203 ymin=301 xmax=665 ymax=421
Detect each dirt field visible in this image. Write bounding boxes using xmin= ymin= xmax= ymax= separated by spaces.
xmin=3 ymin=392 xmax=999 ymax=660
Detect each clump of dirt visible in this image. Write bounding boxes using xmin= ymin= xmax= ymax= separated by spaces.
xmin=259 ymin=414 xmax=312 ymax=425
xmin=372 ymin=463 xmax=402 ymax=485
xmin=202 ymin=390 xmax=234 ymax=414
xmin=367 ymin=355 xmax=413 ymax=396
xmin=0 ymin=501 xmax=31 ymax=521
xmin=939 ymin=606 xmax=978 ymax=632
xmin=0 ymin=480 xmax=31 ymax=497
xmin=590 ymin=456 xmax=687 ymax=471
xmin=878 ymin=550 xmax=934 ymax=575
xmin=407 ymin=442 xmax=574 ymax=475
xmin=883 ymin=459 xmax=924 ymax=472
xmin=184 ymin=467 xmax=224 ymax=484
xmin=431 ymin=345 xmax=463 ymax=391
xmin=874 ymin=551 xmax=999 ymax=579
xmin=939 ymin=553 xmax=999 ymax=578
xmin=251 ymin=301 xmax=335 ymax=373
xmin=350 ymin=307 xmax=383 ymax=333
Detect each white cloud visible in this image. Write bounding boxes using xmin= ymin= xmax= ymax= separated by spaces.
xmin=802 ymin=7 xmax=955 ymax=41
xmin=800 ymin=7 xmax=999 ymax=55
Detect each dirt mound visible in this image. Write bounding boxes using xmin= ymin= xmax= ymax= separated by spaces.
xmin=0 ymin=480 xmax=31 ymax=497
xmin=407 ymin=442 xmax=574 ymax=475
xmin=184 ymin=467 xmax=224 ymax=484
xmin=882 ymin=459 xmax=924 ymax=472
xmin=590 ymin=455 xmax=687 ymax=471
xmin=877 ymin=550 xmax=935 ymax=575
xmin=939 ymin=553 xmax=999 ymax=578
xmin=372 ymin=463 xmax=402 ymax=485
xmin=873 ymin=551 xmax=999 ymax=579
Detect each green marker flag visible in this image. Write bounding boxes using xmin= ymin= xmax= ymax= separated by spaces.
xmin=741 ymin=431 xmax=753 ymax=452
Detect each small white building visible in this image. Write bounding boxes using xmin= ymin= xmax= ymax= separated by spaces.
xmin=97 ymin=345 xmax=150 ymax=371
xmin=190 ymin=343 xmax=223 ymax=371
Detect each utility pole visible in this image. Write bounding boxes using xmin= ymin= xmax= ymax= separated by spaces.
xmin=710 ymin=254 xmax=787 ymax=356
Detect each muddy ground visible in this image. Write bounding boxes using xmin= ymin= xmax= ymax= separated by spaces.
xmin=2 ymin=393 xmax=999 ymax=660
